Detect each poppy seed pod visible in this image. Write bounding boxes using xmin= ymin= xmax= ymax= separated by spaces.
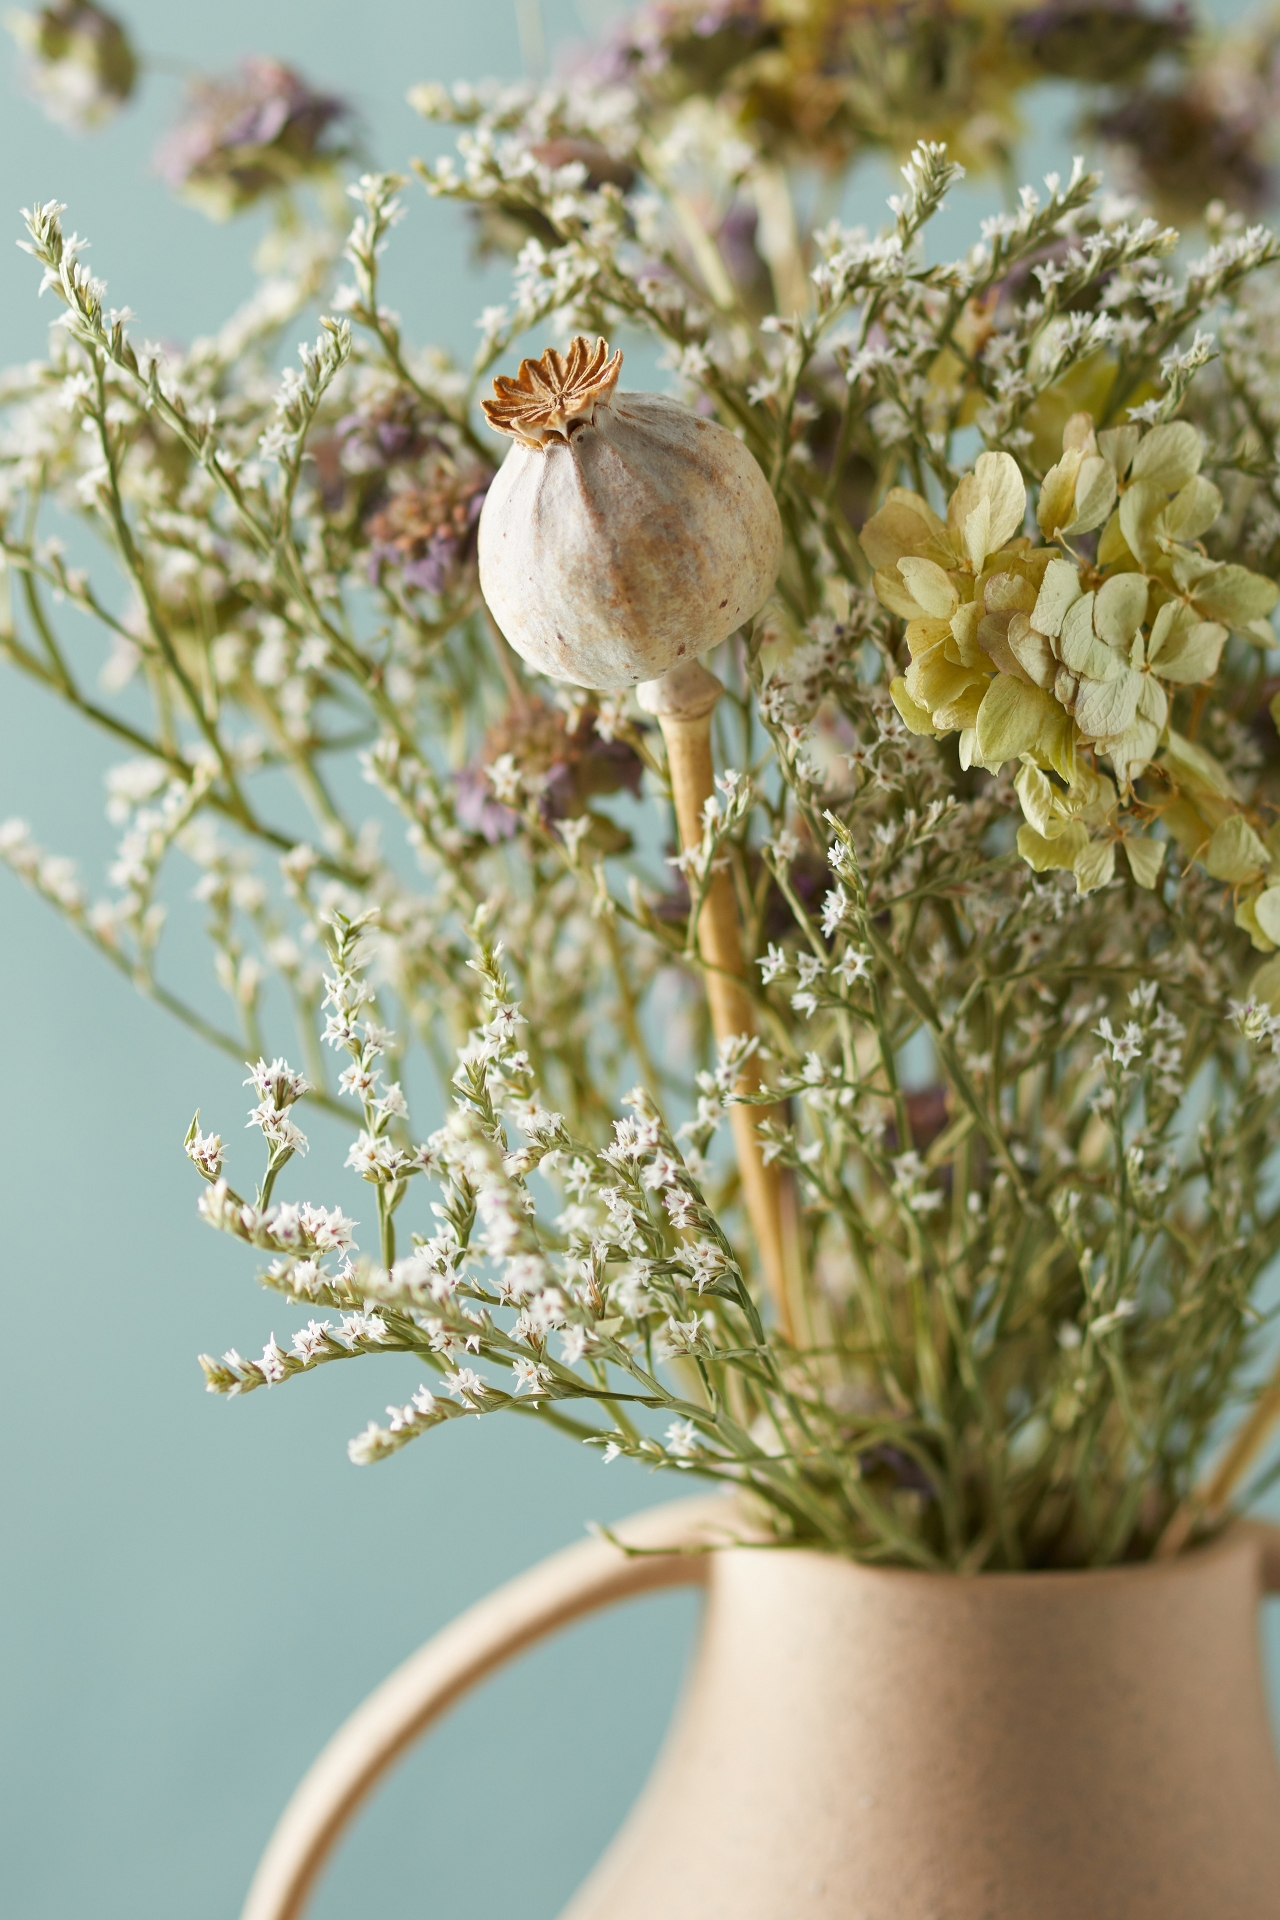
xmin=477 ymin=336 xmax=783 ymax=689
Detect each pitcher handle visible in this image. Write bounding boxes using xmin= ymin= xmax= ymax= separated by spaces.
xmin=239 ymin=1493 xmax=732 ymax=1920
xmin=1254 ymin=1518 xmax=1280 ymax=1593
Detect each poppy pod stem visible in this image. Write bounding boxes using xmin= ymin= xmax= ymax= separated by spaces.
xmin=638 ymin=661 xmax=799 ymax=1341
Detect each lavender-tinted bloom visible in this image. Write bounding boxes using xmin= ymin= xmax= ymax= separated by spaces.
xmin=455 ymin=699 xmax=645 ymax=850
xmin=154 ymin=58 xmax=352 ymax=218
xmin=335 ymin=394 xmax=438 ymax=474
xmin=365 ymin=465 xmax=491 ymax=599
xmin=453 ymin=767 xmax=521 ymax=843
xmin=7 ymin=1 xmax=136 ymax=128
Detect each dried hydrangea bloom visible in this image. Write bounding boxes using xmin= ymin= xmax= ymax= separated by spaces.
xmin=477 ymin=336 xmax=783 ymax=689
xmin=154 ymin=58 xmax=351 ymax=219
xmin=7 ymin=0 xmax=136 ymax=128
xmin=871 ymin=416 xmax=1278 ymax=897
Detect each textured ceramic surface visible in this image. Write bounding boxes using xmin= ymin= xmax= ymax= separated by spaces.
xmin=242 ymin=1501 xmax=1280 ymax=1920
xmin=565 ymin=1524 xmax=1280 ymax=1920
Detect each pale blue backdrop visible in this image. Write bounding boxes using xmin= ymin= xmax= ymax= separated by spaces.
xmin=0 ymin=4 xmax=1274 ymax=1917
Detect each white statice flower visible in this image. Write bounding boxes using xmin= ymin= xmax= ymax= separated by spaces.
xmin=0 ymin=818 xmax=37 ymax=873
xmin=422 ymin=1318 xmax=461 ymax=1357
xmin=345 ymin=1131 xmax=403 ymax=1180
xmin=560 ymin=1156 xmax=596 ymax=1200
xmin=558 ymin=1325 xmax=589 ymax=1365
xmin=834 ymin=947 xmax=873 ymax=987
xmin=198 ymin=1178 xmax=258 ymax=1238
xmin=297 ymin=1203 xmax=357 ymax=1252
xmin=475 ymin=1184 xmax=526 ymax=1258
xmin=758 ymin=942 xmax=790 ymax=985
xmin=890 ymin=1149 xmax=944 ymax=1214
xmin=386 ymin=1384 xmax=438 ymax=1432
xmin=609 ymin=1263 xmax=652 ymax=1319
xmin=264 ymin=934 xmax=302 ymax=975
xmin=259 ymin=1336 xmax=288 ymax=1384
xmin=486 ymin=752 xmax=523 ymax=805
xmin=821 ymin=885 xmax=850 ymax=937
xmin=641 ymin=1152 xmax=682 ymax=1191
xmin=185 ymin=1128 xmax=224 ymax=1179
xmin=664 ymin=1315 xmax=703 ymax=1353
xmin=526 ymin=1287 xmax=567 ymax=1334
xmin=375 ymin=1082 xmax=408 ymax=1119
xmin=557 ymin=815 xmax=592 ymax=862
xmin=511 ymin=1356 xmax=549 ymax=1396
xmin=248 ymin=1104 xmax=309 ymax=1158
xmin=766 ymin=826 xmax=802 ymax=866
xmin=606 ymin=1114 xmax=659 ymax=1163
xmin=682 ymin=1242 xmax=728 ymax=1291
xmin=665 ymin=1418 xmax=700 ymax=1459
xmin=795 ymin=953 xmax=825 ymax=988
xmin=393 ymin=1237 xmax=461 ymax=1301
xmin=510 ymin=1100 xmax=565 ymax=1140
xmin=244 ymin=1057 xmax=310 ymax=1106
xmin=347 ymin=1422 xmax=389 ymax=1465
xmin=288 ymin=1258 xmax=322 ymax=1297
xmin=338 ymin=1061 xmax=380 ymax=1101
xmin=291 ymin=1320 xmax=332 ymax=1361
xmin=1230 ymin=999 xmax=1280 ymax=1054
xmin=104 ymin=757 xmax=169 ymax=824
xmin=444 ymin=1365 xmax=486 ymax=1403
xmin=339 ymin=1310 xmax=388 ymax=1347
xmin=322 ymin=1006 xmax=358 ymax=1052
xmin=500 ymin=1253 xmax=546 ymax=1302
xmin=555 ymin=1199 xmax=596 ymax=1238
xmin=599 ymin=1186 xmax=646 ymax=1252
xmin=600 ymin=1440 xmax=622 ymax=1464
xmin=1094 ymin=1017 xmax=1144 ymax=1068
xmin=664 ymin=1187 xmax=698 ymax=1230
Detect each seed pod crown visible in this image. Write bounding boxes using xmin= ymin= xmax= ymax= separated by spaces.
xmin=482 ymin=336 xmax=623 ymax=448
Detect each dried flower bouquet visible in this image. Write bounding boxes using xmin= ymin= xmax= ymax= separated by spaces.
xmin=7 ymin=4 xmax=1280 ymax=1573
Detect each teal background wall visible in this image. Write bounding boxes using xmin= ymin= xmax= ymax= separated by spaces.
xmin=0 ymin=5 xmax=1274 ymax=1917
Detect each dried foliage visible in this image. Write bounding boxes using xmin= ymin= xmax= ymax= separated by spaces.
xmin=7 ymin=5 xmax=1280 ymax=1567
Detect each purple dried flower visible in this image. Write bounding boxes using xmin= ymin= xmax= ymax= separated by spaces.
xmin=456 ymin=698 xmax=645 ymax=849
xmin=452 ymin=766 xmax=520 ymax=843
xmin=365 ymin=465 xmax=492 ymax=600
xmin=335 ymin=392 xmax=440 ymax=475
xmin=154 ymin=57 xmax=352 ymax=219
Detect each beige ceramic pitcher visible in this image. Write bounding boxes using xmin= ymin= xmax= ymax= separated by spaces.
xmin=242 ymin=1496 xmax=1280 ymax=1920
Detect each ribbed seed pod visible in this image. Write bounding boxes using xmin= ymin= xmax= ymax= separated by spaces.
xmin=477 ymin=336 xmax=783 ymax=689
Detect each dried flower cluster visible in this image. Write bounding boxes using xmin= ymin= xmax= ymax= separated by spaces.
xmin=6 ymin=4 xmax=1280 ymax=1569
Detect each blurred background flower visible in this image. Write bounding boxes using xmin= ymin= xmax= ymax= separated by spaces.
xmin=1090 ymin=24 xmax=1280 ymax=223
xmin=4 ymin=0 xmax=136 ymax=127
xmin=153 ymin=55 xmax=353 ymax=217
